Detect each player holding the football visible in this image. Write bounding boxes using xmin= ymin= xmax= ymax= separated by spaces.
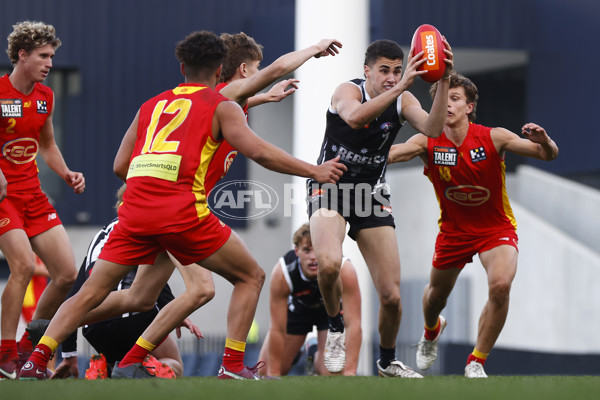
xmin=0 ymin=20 xmax=84 ymax=380
xmin=387 ymin=72 xmax=558 ymax=378
xmin=307 ymin=38 xmax=453 ymax=378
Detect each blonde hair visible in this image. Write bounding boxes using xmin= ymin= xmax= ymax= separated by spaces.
xmin=292 ymin=223 xmax=311 ymax=247
xmin=6 ymin=21 xmax=61 ymax=65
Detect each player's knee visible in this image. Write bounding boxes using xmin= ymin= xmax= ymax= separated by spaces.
xmin=318 ymin=262 xmax=340 ymax=284
xmin=51 ymin=271 xmax=77 ymax=290
xmin=379 ymin=290 xmax=401 ymax=311
xmin=7 ymin=259 xmax=35 ymax=282
xmin=488 ymin=279 xmax=511 ymax=305
xmin=132 ymin=296 xmax=158 ymax=312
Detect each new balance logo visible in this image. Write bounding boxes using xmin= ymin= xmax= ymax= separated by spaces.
xmin=48 ymin=213 xmax=57 ymax=221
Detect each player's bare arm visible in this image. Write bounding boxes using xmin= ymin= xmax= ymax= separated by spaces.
xmin=113 ymin=110 xmax=140 ymax=180
xmin=247 ymin=78 xmax=299 ymax=108
xmin=266 ymin=263 xmax=291 ymax=375
xmin=492 ymin=124 xmax=558 ymax=161
xmin=339 ymin=260 xmax=362 ymax=375
xmin=38 ymin=95 xmax=85 ymax=193
xmin=221 ymin=39 xmax=341 ymax=105
xmin=334 ymin=50 xmax=427 ymax=130
xmin=388 ymin=133 xmax=428 ymax=164
xmin=215 ymin=100 xmax=347 ymax=183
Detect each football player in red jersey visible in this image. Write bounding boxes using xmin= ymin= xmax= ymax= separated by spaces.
xmin=0 ymin=21 xmax=84 ymax=380
xmin=388 ymin=72 xmax=558 ymax=378
xmin=25 ymin=33 xmax=342 ymax=379
xmin=19 ymin=30 xmax=346 ymax=381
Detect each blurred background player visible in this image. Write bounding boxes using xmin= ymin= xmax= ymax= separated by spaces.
xmin=258 ymin=223 xmax=361 ymax=376
xmin=307 ymin=38 xmax=453 ymax=378
xmin=19 ymin=30 xmax=346 ymax=380
xmin=0 ymin=20 xmax=85 ymax=380
xmin=388 ymin=71 xmax=558 ymax=378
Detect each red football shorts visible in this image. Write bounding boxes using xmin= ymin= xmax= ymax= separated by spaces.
xmin=99 ymin=212 xmax=232 ymax=266
xmin=432 ymin=229 xmax=519 ymax=270
xmin=0 ymin=189 xmax=62 ymax=237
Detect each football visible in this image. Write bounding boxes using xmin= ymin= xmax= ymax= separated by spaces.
xmin=411 ymin=24 xmax=447 ymax=83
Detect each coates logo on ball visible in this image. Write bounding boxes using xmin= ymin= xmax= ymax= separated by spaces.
xmin=411 ymin=24 xmax=446 ymax=83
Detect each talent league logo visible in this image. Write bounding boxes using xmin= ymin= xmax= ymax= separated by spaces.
xmin=1 ymin=99 xmax=22 ymax=117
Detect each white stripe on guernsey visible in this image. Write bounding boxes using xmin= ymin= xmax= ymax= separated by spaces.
xmin=280 ymin=257 xmax=293 ymax=292
xmin=85 ymin=219 xmax=118 ymax=270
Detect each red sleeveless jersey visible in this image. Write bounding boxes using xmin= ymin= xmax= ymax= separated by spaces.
xmin=424 ymin=123 xmax=517 ymax=235
xmin=0 ymin=74 xmax=54 ymax=191
xmin=202 ymin=82 xmax=249 ymax=193
xmin=118 ymin=83 xmax=229 ymax=234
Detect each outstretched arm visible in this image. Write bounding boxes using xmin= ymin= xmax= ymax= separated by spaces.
xmin=492 ymin=123 xmax=558 ymax=161
xmin=388 ymin=133 xmax=428 ymax=164
xmin=216 ymin=101 xmax=347 ymax=183
xmin=220 ymin=38 xmax=342 ymax=105
xmin=402 ymin=38 xmax=454 ymax=139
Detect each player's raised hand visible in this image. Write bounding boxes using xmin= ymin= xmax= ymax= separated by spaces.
xmin=312 ymin=156 xmax=347 ymax=183
xmin=521 ymin=123 xmax=549 ymax=144
xmin=441 ymin=36 xmax=454 ymax=78
xmin=314 ymin=39 xmax=342 ymax=58
xmin=265 ymin=78 xmax=300 ymax=103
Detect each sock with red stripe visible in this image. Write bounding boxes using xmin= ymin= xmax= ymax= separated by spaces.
xmin=119 ymin=337 xmax=155 ymax=367
xmin=424 ymin=318 xmax=441 ymax=341
xmin=467 ymin=348 xmax=489 ymax=366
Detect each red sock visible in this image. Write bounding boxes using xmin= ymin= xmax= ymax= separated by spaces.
xmin=119 ymin=344 xmax=151 ymax=367
xmin=0 ymin=339 xmax=18 ymax=362
xmin=424 ymin=318 xmax=441 ymax=341
xmin=29 ymin=344 xmax=53 ymax=369
xmin=18 ymin=331 xmax=33 ymax=353
xmin=467 ymin=353 xmax=487 ymax=366
xmin=222 ymin=347 xmax=244 ymax=372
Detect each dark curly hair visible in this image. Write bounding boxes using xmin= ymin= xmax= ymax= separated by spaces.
xmin=364 ymin=39 xmax=404 ymax=67
xmin=219 ymin=32 xmax=263 ymax=83
xmin=430 ymin=71 xmax=479 ymax=122
xmin=6 ymin=21 xmax=61 ymax=65
xmin=175 ymin=30 xmax=226 ymax=80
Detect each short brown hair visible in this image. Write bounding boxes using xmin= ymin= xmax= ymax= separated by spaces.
xmin=430 ymin=71 xmax=479 ymax=122
xmin=6 ymin=21 xmax=61 ymax=65
xmin=292 ymin=223 xmax=311 ymax=247
xmin=219 ymin=32 xmax=263 ymax=83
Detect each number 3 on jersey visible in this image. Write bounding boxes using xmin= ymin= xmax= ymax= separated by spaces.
xmin=141 ymin=98 xmax=191 ymax=154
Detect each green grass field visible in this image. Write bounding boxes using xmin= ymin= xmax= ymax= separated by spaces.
xmin=2 ymin=376 xmax=600 ymax=400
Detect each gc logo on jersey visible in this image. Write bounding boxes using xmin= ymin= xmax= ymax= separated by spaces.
xmin=469 ymin=146 xmax=487 ymax=162
xmin=36 ymin=100 xmax=48 ymax=114
xmin=2 ymin=138 xmax=39 ymax=164
xmin=1 ymin=99 xmax=23 ymax=118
